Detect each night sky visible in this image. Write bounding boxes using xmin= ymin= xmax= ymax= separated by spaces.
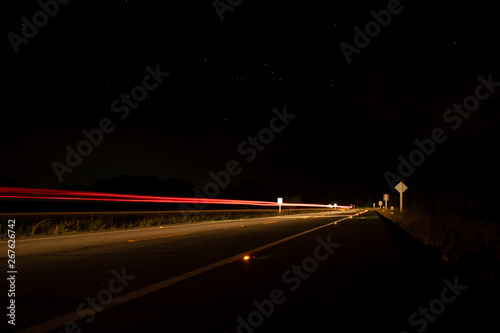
xmin=3 ymin=0 xmax=500 ymax=206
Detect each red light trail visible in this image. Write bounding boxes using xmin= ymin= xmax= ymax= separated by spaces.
xmin=0 ymin=187 xmax=352 ymax=209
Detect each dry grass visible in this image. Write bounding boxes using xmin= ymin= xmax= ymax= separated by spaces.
xmin=3 ymin=209 xmax=332 ymax=238
xmin=378 ymin=209 xmax=500 ymax=264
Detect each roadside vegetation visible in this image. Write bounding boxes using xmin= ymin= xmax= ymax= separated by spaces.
xmin=377 ymin=208 xmax=500 ymax=282
xmin=1 ymin=208 xmax=334 ymax=238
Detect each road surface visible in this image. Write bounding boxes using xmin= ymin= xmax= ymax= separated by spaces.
xmin=1 ymin=210 xmax=498 ymax=332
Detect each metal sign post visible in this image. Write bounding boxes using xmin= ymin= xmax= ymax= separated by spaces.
xmin=277 ymin=197 xmax=283 ymax=213
xmin=383 ymin=194 xmax=389 ymax=210
xmin=394 ymin=182 xmax=408 ymax=212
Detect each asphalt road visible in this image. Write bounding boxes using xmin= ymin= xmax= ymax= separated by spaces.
xmin=2 ymin=210 xmax=498 ymax=332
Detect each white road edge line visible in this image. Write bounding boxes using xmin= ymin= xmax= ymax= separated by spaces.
xmin=18 ymin=210 xmax=367 ymax=333
xmin=12 ymin=211 xmax=340 ymax=243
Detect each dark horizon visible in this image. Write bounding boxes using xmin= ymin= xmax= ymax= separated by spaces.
xmin=3 ymin=0 xmax=499 ymax=215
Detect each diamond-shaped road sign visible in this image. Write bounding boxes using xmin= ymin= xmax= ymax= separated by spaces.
xmin=395 ymin=181 xmax=408 ymax=193
xmin=395 ymin=181 xmax=408 ymax=212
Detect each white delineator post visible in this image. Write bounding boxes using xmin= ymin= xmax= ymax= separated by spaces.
xmin=277 ymin=197 xmax=283 ymax=214
xmin=383 ymin=194 xmax=389 ymax=210
xmin=395 ymin=181 xmax=408 ymax=213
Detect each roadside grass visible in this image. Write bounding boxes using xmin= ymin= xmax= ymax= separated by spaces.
xmin=378 ymin=209 xmax=500 ymax=282
xmin=2 ymin=209 xmax=334 ymax=238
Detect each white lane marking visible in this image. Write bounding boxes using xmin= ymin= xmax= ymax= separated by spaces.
xmin=19 ymin=212 xmax=362 ymax=333
xmin=127 ymin=233 xmax=190 ymax=243
xmin=10 ymin=214 xmax=305 ymax=243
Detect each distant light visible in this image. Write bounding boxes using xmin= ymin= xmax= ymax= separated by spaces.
xmin=243 ymin=255 xmax=251 ymax=260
